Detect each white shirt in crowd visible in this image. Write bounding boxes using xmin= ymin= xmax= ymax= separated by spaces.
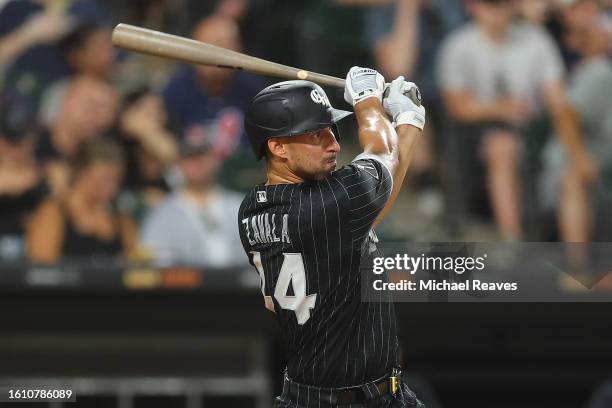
xmin=141 ymin=187 xmax=247 ymax=268
xmin=437 ymin=21 xmax=565 ymax=114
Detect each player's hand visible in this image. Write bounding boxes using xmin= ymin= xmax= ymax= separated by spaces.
xmin=344 ymin=66 xmax=385 ymax=107
xmin=383 ymin=76 xmax=426 ymax=130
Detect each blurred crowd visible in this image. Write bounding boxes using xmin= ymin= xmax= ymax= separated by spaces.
xmin=0 ymin=0 xmax=611 ymax=268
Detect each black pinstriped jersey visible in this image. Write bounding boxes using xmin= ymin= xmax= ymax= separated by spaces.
xmin=238 ymin=156 xmax=399 ymax=388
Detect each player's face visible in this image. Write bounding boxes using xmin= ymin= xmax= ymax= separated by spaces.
xmin=284 ymin=127 xmax=340 ymax=180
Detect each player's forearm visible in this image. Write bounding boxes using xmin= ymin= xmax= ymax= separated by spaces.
xmin=374 ymin=124 xmax=421 ymax=226
xmin=391 ymin=124 xmax=421 ymax=193
xmin=353 ymin=98 xmax=398 ymax=160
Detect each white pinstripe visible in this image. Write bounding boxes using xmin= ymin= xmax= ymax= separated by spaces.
xmin=316 ymin=183 xmax=331 ymax=376
xmin=351 ymin=205 xmax=387 ymax=223
xmin=343 ymin=177 xmax=371 ymax=189
xmin=308 ymin=187 xmax=320 ymax=384
xmin=240 ymin=157 xmax=399 ymax=392
xmin=348 ymin=185 xmax=393 ymax=213
xmin=365 ymin=383 xmax=373 ymax=399
xmin=344 ymin=227 xmax=356 ymax=382
xmin=354 ymin=283 xmax=361 ymax=383
xmin=295 ymin=187 xmax=305 ymax=377
xmin=287 ymin=186 xmax=300 ymax=369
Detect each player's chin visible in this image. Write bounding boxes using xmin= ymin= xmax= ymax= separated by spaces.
xmin=312 ymin=162 xmax=336 ymax=180
xmin=323 ymin=158 xmax=337 ymax=171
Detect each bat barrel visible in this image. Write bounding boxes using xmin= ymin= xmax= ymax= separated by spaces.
xmin=112 ymin=24 xmax=346 ymax=88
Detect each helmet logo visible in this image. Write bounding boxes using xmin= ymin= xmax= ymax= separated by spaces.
xmin=310 ymin=90 xmax=331 ymax=108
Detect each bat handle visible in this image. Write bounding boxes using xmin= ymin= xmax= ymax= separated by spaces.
xmin=329 ymin=79 xmax=422 ymax=107
xmin=322 ymin=67 xmax=421 ymax=106
xmin=382 ymin=84 xmax=422 ymax=107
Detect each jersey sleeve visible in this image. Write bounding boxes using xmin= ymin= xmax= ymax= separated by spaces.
xmin=237 ymin=194 xmax=255 ymax=265
xmin=330 ymin=154 xmax=393 ymax=241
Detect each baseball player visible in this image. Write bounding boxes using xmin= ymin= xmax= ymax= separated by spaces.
xmin=238 ymin=66 xmax=426 ymax=407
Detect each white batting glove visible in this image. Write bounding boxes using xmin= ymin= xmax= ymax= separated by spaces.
xmin=383 ymin=76 xmax=426 ymax=130
xmin=344 ymin=66 xmax=385 ymax=107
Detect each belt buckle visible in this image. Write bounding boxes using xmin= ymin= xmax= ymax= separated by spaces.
xmin=390 ymin=367 xmax=401 ymax=396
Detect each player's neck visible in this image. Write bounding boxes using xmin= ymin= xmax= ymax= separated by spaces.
xmin=266 ymin=160 xmax=304 ymax=185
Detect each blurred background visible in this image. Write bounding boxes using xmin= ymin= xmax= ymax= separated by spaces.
xmin=0 ymin=0 xmax=611 ymax=407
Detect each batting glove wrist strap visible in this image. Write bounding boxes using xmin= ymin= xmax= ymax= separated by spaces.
xmin=383 ymin=76 xmax=426 ymax=130
xmin=344 ymin=66 xmax=385 ymax=107
xmin=395 ymin=111 xmax=425 ymax=130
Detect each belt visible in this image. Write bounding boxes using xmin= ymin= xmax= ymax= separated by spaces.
xmin=336 ymin=375 xmax=391 ymax=405
xmin=283 ymin=368 xmax=402 ymax=406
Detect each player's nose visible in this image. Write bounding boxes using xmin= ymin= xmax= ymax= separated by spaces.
xmin=322 ymin=129 xmax=340 ymax=152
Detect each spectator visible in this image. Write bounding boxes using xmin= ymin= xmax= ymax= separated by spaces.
xmin=162 ymin=14 xmax=261 ymax=155
xmin=58 ymin=21 xmax=115 ymax=80
xmin=114 ymin=88 xmax=177 ymax=223
xmin=517 ymin=0 xmax=553 ymax=26
xmin=140 ymin=128 xmax=246 ymax=268
xmin=368 ymin=0 xmax=466 ymax=85
xmin=437 ymin=0 xmax=594 ymax=240
xmin=0 ymin=93 xmax=48 ymax=261
xmin=540 ymin=1 xmax=612 ymax=242
xmin=37 ymin=75 xmax=118 ymax=196
xmin=0 ymin=0 xmax=112 ymax=106
xmin=367 ymin=0 xmax=467 ymax=191
xmin=27 ymin=139 xmax=136 ymax=264
xmin=106 ymin=0 xmax=189 ymax=35
xmin=213 ymin=0 xmax=248 ymax=20
xmin=110 ymin=0 xmax=187 ymax=91
xmin=0 ymin=4 xmax=71 ymax=74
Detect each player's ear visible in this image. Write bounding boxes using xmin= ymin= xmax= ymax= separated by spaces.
xmin=267 ymin=138 xmax=288 ymax=160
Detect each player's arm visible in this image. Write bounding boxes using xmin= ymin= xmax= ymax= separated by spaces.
xmin=344 ymin=69 xmax=426 ymax=226
xmin=344 ymin=67 xmax=398 ymax=176
xmin=368 ymin=77 xmax=423 ymax=225
xmin=374 ymin=76 xmax=425 ymax=226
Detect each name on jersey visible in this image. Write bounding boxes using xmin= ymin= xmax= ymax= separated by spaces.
xmin=242 ymin=213 xmax=291 ymax=245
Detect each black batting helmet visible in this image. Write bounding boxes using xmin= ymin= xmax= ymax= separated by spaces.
xmin=244 ymin=80 xmax=352 ymax=159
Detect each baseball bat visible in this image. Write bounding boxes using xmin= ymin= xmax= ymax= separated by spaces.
xmin=111 ymin=24 xmax=344 ymax=88
xmin=111 ymin=24 xmax=421 ymax=105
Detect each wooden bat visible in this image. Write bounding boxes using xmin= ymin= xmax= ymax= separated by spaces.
xmin=111 ymin=24 xmax=421 ymax=105
xmin=111 ymin=24 xmax=344 ymax=87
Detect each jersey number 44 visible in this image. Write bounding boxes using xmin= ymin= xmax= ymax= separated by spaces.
xmin=251 ymin=251 xmax=317 ymax=325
